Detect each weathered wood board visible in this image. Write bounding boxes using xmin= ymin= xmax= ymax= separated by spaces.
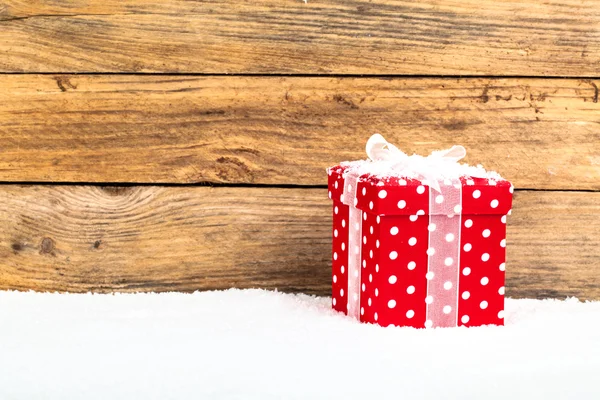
xmin=1 ymin=0 xmax=599 ymax=75
xmin=509 ymin=191 xmax=600 ymax=300
xmin=0 ymin=186 xmax=597 ymax=299
xmin=1 ymin=75 xmax=599 ymax=190
xmin=1 ymin=0 xmax=599 ymax=300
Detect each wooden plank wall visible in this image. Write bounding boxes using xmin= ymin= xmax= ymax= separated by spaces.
xmin=0 ymin=0 xmax=598 ymax=299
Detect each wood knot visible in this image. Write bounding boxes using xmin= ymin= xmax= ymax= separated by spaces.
xmin=40 ymin=237 xmax=55 ymax=255
xmin=442 ymin=119 xmax=469 ymax=131
xmin=480 ymin=86 xmax=490 ymax=103
xmin=54 ymin=76 xmax=77 ymax=92
xmin=11 ymin=242 xmax=23 ymax=253
xmin=93 ymin=240 xmax=102 ymax=249
xmin=332 ymin=94 xmax=359 ymax=109
xmin=215 ymin=157 xmax=253 ymax=182
xmin=100 ymin=186 xmax=133 ymax=196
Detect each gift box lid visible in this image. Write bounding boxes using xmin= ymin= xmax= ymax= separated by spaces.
xmin=327 ymin=136 xmax=513 ymax=216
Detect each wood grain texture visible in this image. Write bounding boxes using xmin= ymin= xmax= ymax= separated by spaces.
xmin=0 ymin=186 xmax=598 ymax=299
xmin=1 ymin=0 xmax=599 ymax=75
xmin=508 ymin=190 xmax=600 ymax=300
xmin=1 ymin=75 xmax=599 ymax=190
xmin=0 ymin=186 xmax=331 ymax=294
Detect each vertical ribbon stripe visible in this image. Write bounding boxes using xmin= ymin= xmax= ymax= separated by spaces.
xmin=425 ymin=179 xmax=462 ymax=328
xmin=339 ymin=134 xmax=469 ymax=325
xmin=342 ymin=173 xmax=362 ymax=320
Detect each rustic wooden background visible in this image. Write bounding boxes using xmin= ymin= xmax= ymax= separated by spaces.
xmin=0 ymin=0 xmax=598 ymax=299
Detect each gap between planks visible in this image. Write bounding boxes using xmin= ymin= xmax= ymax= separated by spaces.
xmin=0 ymin=183 xmax=596 ymax=194
xmin=1 ymin=73 xmax=600 ymax=79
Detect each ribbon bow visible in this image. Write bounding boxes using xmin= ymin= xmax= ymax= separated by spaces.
xmin=365 ymin=134 xmax=466 ymax=193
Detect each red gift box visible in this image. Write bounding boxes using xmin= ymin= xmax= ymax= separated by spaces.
xmin=328 ymin=135 xmax=513 ymax=328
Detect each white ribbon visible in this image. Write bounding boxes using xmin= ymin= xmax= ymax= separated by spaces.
xmin=344 ymin=134 xmax=466 ymax=327
xmin=365 ymin=133 xmax=466 ymax=193
xmin=425 ymin=178 xmax=462 ymax=328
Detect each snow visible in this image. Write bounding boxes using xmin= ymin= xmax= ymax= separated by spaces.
xmin=1 ymin=290 xmax=599 ymax=399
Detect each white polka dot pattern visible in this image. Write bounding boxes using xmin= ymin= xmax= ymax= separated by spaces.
xmin=458 ymin=197 xmax=508 ymax=327
xmin=329 ymin=169 xmax=350 ymax=315
xmin=360 ymin=182 xmax=431 ymax=327
xmin=328 ymin=166 xmax=511 ymax=328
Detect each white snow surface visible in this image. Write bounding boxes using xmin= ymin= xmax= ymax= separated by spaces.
xmin=1 ymin=289 xmax=599 ymax=399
